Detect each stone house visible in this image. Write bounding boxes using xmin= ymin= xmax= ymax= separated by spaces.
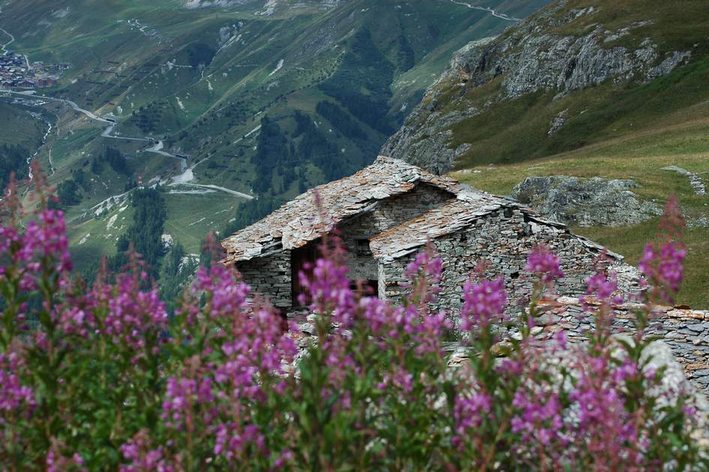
xmin=221 ymin=156 xmax=635 ymax=313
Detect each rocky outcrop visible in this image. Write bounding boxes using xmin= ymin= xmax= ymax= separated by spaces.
xmin=547 ymin=109 xmax=568 ymax=135
xmin=382 ymin=2 xmax=692 ymax=174
xmin=185 ymin=0 xmax=254 ymax=8
xmin=511 ymin=175 xmax=661 ymax=226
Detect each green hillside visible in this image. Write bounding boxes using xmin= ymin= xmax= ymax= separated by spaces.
xmin=450 ymin=58 xmax=709 ymax=168
xmin=386 ymin=0 xmax=709 ymax=167
xmin=383 ymin=0 xmax=709 ymax=306
xmin=454 ymin=140 xmax=709 ymax=308
xmin=0 ymin=0 xmax=548 ymax=269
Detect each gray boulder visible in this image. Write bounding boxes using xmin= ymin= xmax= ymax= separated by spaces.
xmin=512 ymin=175 xmax=661 ymax=227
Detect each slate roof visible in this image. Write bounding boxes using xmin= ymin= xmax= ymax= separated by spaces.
xmin=222 ymin=156 xmax=620 ymax=264
xmin=369 ymin=189 xmax=512 ymax=259
xmin=221 ymin=156 xmax=461 ymax=263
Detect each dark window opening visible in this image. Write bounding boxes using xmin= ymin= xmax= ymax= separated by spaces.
xmin=291 ymin=241 xmax=319 ymax=307
xmin=293 ymin=238 xmax=380 ymax=305
xmin=350 ymin=279 xmax=379 ymax=298
xmin=354 ymin=238 xmax=372 ymax=256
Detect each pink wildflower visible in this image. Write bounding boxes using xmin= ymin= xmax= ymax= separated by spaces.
xmin=638 ymin=241 xmax=686 ymax=304
xmin=120 ymin=431 xmax=173 ymax=472
xmin=298 ymin=255 xmax=355 ymax=326
xmin=105 ymin=273 xmax=168 ymax=353
xmin=452 ymin=391 xmax=491 ymax=449
xmin=161 ymin=376 xmax=214 ymax=427
xmin=526 ymin=246 xmax=564 ymax=284
xmin=460 ymin=277 xmax=507 ymax=331
xmin=511 ymin=389 xmax=564 ymax=447
xmin=213 ymin=423 xmax=266 ymax=461
xmin=0 ymin=351 xmax=35 ymax=414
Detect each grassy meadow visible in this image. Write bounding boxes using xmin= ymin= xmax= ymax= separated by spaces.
xmin=454 ymin=130 xmax=709 ymax=307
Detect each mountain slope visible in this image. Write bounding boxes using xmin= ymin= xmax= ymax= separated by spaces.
xmin=383 ymin=0 xmax=709 ymax=173
xmin=382 ymin=0 xmax=709 ymax=307
xmin=0 ymin=0 xmax=548 ymax=268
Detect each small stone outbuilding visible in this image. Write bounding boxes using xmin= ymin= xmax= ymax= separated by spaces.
xmin=221 ymin=156 xmax=635 ymax=313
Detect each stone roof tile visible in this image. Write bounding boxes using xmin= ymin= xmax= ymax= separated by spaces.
xmin=369 ymin=189 xmax=511 ymax=259
xmin=222 ymin=156 xmax=462 ymax=263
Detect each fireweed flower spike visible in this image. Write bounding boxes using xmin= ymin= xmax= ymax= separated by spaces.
xmin=0 ymin=351 xmax=36 ymax=414
xmin=526 ymin=246 xmax=564 ymax=285
xmin=0 ymin=177 xmax=701 ymax=470
xmin=523 ymin=245 xmax=565 ymax=331
xmin=460 ymin=277 xmax=507 ymax=331
xmin=584 ymin=271 xmax=621 ymax=306
xmin=638 ymin=195 xmax=687 ymax=305
xmin=582 ymin=270 xmax=622 ymax=347
xmin=638 ymin=241 xmax=686 ymax=305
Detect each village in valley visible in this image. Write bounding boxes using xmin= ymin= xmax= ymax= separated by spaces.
xmin=0 ymin=49 xmax=68 ymax=89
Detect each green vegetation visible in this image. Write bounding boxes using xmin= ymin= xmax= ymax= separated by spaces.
xmin=103 ymin=146 xmax=131 ymax=176
xmin=454 ymin=147 xmax=709 ymax=307
xmin=320 ymin=28 xmax=396 ymax=134
xmin=0 ymin=103 xmax=50 ymax=188
xmin=55 ymin=179 xmax=81 ymax=207
xmin=162 ymin=191 xmax=239 ymax=254
xmin=185 ymin=42 xmax=216 ymax=69
xmin=450 ymin=58 xmax=709 ymax=168
xmin=0 ymin=0 xmax=545 ymax=271
xmin=114 ymin=188 xmax=167 ymax=278
xmin=292 ymin=111 xmax=351 ymax=182
xmin=159 ymin=242 xmax=198 ymax=311
xmin=316 ymin=101 xmax=367 ymax=140
xmin=0 ymin=103 xmax=47 ymax=150
xmin=0 ymin=144 xmax=29 ymax=189
xmin=251 ymin=116 xmax=292 ymax=194
xmin=553 ymin=0 xmax=709 ymax=51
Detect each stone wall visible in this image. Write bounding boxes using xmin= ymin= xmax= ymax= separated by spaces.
xmin=341 ymin=183 xmax=454 ymax=236
xmin=339 ymin=183 xmax=455 ymax=284
xmin=534 ymin=297 xmax=709 ymax=393
xmin=290 ymin=297 xmax=708 ymax=396
xmin=236 ymin=250 xmax=292 ymax=308
xmin=380 ymin=208 xmax=632 ymax=312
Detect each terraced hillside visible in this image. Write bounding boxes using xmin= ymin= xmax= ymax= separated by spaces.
xmin=0 ymin=0 xmax=548 ymax=270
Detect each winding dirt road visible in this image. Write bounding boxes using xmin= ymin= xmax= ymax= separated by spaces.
xmin=449 ymin=0 xmax=519 ymax=22
xmin=0 ymin=26 xmax=15 ymax=53
xmin=1 ymin=88 xmax=254 ymax=200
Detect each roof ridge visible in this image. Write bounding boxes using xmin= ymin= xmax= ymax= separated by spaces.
xmin=222 ymin=156 xmax=460 ymax=262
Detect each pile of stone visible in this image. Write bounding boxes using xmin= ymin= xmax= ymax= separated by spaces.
xmin=662 ymin=165 xmax=706 ymax=196
xmin=288 ymin=296 xmax=708 ymax=393
xmin=286 ymin=297 xmax=708 ymax=448
xmin=511 ymin=175 xmax=661 ymax=227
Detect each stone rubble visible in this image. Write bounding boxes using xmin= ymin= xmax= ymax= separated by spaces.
xmin=662 ymin=165 xmax=706 ymax=196
xmin=510 ymin=175 xmax=662 ymax=227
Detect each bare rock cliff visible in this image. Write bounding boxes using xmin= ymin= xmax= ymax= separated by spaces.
xmin=382 ymin=1 xmax=692 ymax=174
